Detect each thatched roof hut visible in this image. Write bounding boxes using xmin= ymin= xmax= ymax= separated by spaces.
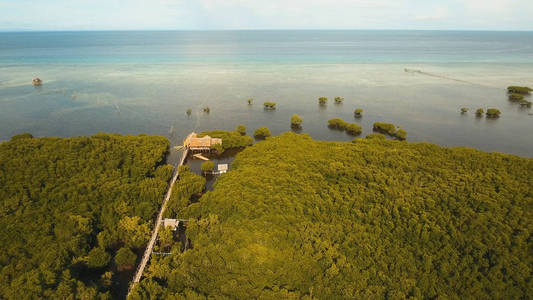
xmin=184 ymin=133 xmax=222 ymax=151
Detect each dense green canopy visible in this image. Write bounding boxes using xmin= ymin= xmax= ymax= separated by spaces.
xmin=132 ymin=133 xmax=533 ymax=299
xmin=0 ymin=133 xmax=172 ymax=299
xmin=198 ymin=130 xmax=253 ymax=153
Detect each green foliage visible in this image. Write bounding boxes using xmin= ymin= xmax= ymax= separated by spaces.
xmin=318 ymin=97 xmax=328 ymax=104
xmin=519 ymin=99 xmax=532 ymax=107
xmin=247 ymin=98 xmax=253 ymax=105
xmin=201 ymin=161 xmax=215 ymax=173
xmin=186 ymin=108 xmax=192 ymax=116
xmin=365 ymin=133 xmax=386 ymax=140
xmin=354 ymin=108 xmax=363 ymax=116
xmin=476 ymin=108 xmax=484 ymax=116
xmin=0 ymin=133 xmax=170 ymax=298
xmin=486 ymin=108 xmax=501 ymax=118
xmin=460 ymin=107 xmax=469 ymax=113
xmin=345 ymin=123 xmax=362 ymax=136
xmin=507 ymin=86 xmax=532 ymax=94
xmin=263 ymin=102 xmax=276 ymax=109
xmin=236 ymin=125 xmax=246 ymax=136
xmin=328 ymin=118 xmax=347 ymax=130
xmin=373 ymin=122 xmax=396 ymax=135
xmin=254 ymin=127 xmax=272 ymax=139
xmin=394 ymin=129 xmax=407 ymax=140
xmin=203 ymin=106 xmax=210 ymax=113
xmin=334 ymin=96 xmax=344 ymax=103
xmin=154 ymin=164 xmax=174 ymax=182
xmin=290 ymin=114 xmax=303 ymax=128
xmin=10 ymin=133 xmax=33 ymax=141
xmin=164 ymin=167 xmax=205 ymax=219
xmin=115 ymin=247 xmax=137 ymax=269
xmin=87 ymin=247 xmax=111 ymax=269
xmin=198 ymin=130 xmax=253 ymax=153
xmin=509 ymin=94 xmax=524 ymax=101
xmin=158 ymin=227 xmax=175 ymax=250
xmin=137 ymin=133 xmax=533 ymax=299
xmin=118 ymin=216 xmax=151 ymax=249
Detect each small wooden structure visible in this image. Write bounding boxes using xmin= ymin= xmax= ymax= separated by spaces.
xmin=162 ymin=218 xmax=180 ymax=231
xmin=184 ymin=132 xmax=222 ymax=151
xmin=217 ymin=164 xmax=228 ymax=174
xmin=32 ymin=78 xmax=42 ymax=86
xmin=193 ymin=153 xmax=210 ymax=161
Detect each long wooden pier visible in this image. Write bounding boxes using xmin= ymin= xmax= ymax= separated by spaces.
xmin=127 ymin=146 xmax=189 ymax=296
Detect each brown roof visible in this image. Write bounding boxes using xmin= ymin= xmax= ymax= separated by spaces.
xmin=185 ymin=133 xmax=222 ymax=149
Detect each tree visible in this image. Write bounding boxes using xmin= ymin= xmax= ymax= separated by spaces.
xmin=365 ymin=133 xmax=386 ymax=140
xmin=486 ymin=108 xmax=501 ymax=118
xmin=373 ymin=122 xmax=396 ymax=135
xmin=507 ymin=86 xmax=532 ymax=94
xmin=115 ymin=247 xmax=137 ymax=270
xmin=201 ymin=161 xmax=215 ymax=173
xmin=236 ymin=125 xmax=246 ymax=136
xmin=394 ymin=129 xmax=407 ymax=140
xmin=186 ymin=109 xmax=192 ymax=116
xmin=203 ymin=107 xmax=210 ymax=113
xmin=290 ymin=114 xmax=303 ymax=128
xmin=254 ymin=127 xmax=271 ymax=139
xmin=334 ymin=97 xmax=344 ymax=103
xmin=159 ymin=227 xmax=175 ymax=250
xmin=328 ymin=118 xmax=347 ymax=130
xmin=263 ymin=102 xmax=277 ymax=109
xmin=460 ymin=108 xmax=469 ymax=113
xmin=354 ymin=108 xmax=363 ymax=117
xmin=87 ymin=247 xmax=111 ymax=269
xmin=247 ymin=98 xmax=253 ymax=105
xmin=118 ymin=216 xmax=151 ymax=249
xmin=318 ymin=97 xmax=328 ymax=105
xmin=476 ymin=108 xmax=484 ymax=116
xmin=509 ymin=94 xmax=524 ymax=101
xmin=345 ymin=123 xmax=362 ymax=136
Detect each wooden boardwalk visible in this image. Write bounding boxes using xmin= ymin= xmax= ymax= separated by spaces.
xmin=127 ymin=147 xmax=189 ymax=296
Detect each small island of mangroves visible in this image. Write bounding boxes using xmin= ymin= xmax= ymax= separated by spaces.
xmin=132 ymin=133 xmax=533 ymax=299
xmin=1 ymin=132 xmax=532 ymax=299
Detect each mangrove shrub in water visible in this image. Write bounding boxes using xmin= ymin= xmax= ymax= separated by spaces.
xmin=201 ymin=161 xmax=215 ymax=173
xmin=328 ymin=118 xmax=347 ymax=130
xmin=394 ymin=129 xmax=407 ymax=140
xmin=318 ymin=97 xmax=328 ymax=105
xmin=236 ymin=125 xmax=246 ymax=136
xmin=345 ymin=123 xmax=362 ymax=136
xmin=509 ymin=94 xmax=525 ymax=101
xmin=476 ymin=108 xmax=484 ymax=116
xmin=290 ymin=114 xmax=303 ymax=128
xmin=247 ymin=98 xmax=253 ymax=105
xmin=264 ymin=102 xmax=276 ymax=109
xmin=507 ymin=86 xmax=532 ymax=94
xmin=334 ymin=96 xmax=344 ymax=103
xmin=373 ymin=122 xmax=396 ymax=135
xmin=486 ymin=108 xmax=501 ymax=118
xmin=460 ymin=107 xmax=469 ymax=113
xmin=254 ymin=127 xmax=272 ymax=139
xmin=354 ymin=108 xmax=363 ymax=117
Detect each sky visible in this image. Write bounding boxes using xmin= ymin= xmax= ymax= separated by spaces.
xmin=0 ymin=0 xmax=532 ymax=31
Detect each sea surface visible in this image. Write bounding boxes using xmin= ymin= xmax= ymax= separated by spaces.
xmin=1 ymin=30 xmax=532 ymax=158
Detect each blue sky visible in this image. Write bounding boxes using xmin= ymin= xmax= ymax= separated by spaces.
xmin=1 ymin=0 xmax=532 ymax=31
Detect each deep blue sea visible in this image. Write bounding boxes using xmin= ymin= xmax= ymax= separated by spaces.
xmin=1 ymin=31 xmax=532 ymax=157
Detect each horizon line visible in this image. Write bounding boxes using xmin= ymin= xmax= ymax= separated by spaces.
xmin=1 ymin=28 xmax=533 ymax=33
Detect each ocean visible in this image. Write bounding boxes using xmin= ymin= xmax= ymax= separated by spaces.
xmin=1 ymin=30 xmax=532 ymax=157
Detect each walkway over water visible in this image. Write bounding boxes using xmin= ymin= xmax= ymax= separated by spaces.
xmin=127 ymin=146 xmax=189 ymax=296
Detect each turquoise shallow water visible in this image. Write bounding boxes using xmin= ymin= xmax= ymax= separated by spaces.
xmin=0 ymin=31 xmax=532 ymax=157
